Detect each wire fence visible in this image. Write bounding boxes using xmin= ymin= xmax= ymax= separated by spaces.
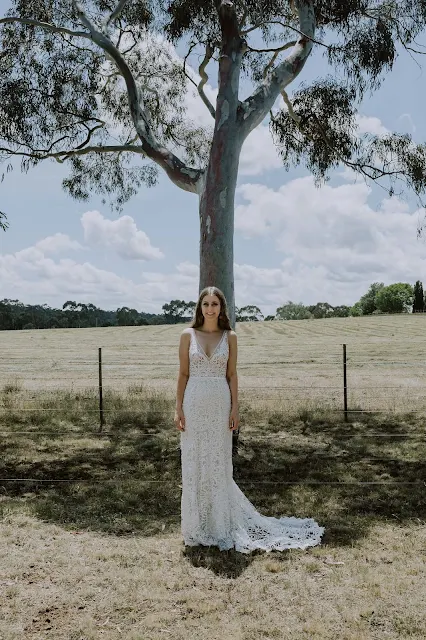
xmin=2 ymin=343 xmax=426 ymax=429
xmin=1 ymin=342 xmax=426 ymax=488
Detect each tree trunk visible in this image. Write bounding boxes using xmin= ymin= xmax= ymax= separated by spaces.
xmin=199 ymin=141 xmax=240 ymax=328
xmin=198 ymin=2 xmax=244 ymax=329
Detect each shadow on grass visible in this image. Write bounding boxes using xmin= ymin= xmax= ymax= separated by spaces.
xmin=1 ymin=388 xmax=425 ymax=566
xmin=182 ymin=544 xmax=264 ymax=578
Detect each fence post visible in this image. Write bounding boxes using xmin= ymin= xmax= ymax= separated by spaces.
xmin=98 ymin=347 xmax=105 ymax=432
xmin=343 ymin=343 xmax=348 ymax=422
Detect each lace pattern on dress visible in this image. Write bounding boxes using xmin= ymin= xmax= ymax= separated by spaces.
xmin=180 ymin=327 xmax=324 ymax=553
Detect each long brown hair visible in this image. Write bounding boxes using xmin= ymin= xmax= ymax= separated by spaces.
xmin=191 ymin=286 xmax=232 ymax=330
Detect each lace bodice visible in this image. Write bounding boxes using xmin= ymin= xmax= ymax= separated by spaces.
xmin=188 ymin=328 xmax=228 ymax=378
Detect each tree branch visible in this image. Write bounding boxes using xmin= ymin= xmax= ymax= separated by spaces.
xmin=247 ymin=40 xmax=297 ymax=54
xmin=183 ymin=41 xmax=199 ymax=90
xmin=104 ymin=0 xmax=130 ymax=32
xmin=0 ymin=144 xmax=145 ymax=163
xmin=363 ymin=7 xmax=426 ymax=56
xmin=238 ymin=0 xmax=315 ymax=139
xmin=198 ymin=43 xmax=216 ymax=119
xmin=280 ymin=88 xmax=301 ymax=123
xmin=236 ymin=0 xmax=249 ymax=29
xmin=212 ymin=0 xmax=244 ymax=135
xmin=72 ymin=1 xmax=203 ymax=193
xmin=255 ymin=19 xmax=326 ymax=49
xmin=263 ymin=52 xmax=279 ymax=79
xmin=74 ymin=124 xmax=105 ymax=150
xmin=0 ymin=16 xmax=90 ymax=40
xmin=241 ymin=19 xmax=262 ymax=36
xmin=274 ymin=109 xmax=413 ymax=191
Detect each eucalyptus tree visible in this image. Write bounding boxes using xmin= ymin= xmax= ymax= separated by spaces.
xmin=1 ymin=1 xmax=426 ymax=324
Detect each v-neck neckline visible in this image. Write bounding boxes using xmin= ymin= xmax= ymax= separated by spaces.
xmin=193 ymin=328 xmax=226 ymax=360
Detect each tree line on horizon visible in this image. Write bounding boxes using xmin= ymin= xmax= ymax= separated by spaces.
xmin=0 ymin=281 xmax=424 ymax=331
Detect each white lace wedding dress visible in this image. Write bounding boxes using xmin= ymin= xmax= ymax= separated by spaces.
xmin=180 ymin=328 xmax=324 ymax=554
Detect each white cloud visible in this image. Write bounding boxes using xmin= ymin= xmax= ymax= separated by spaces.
xmin=140 ymin=261 xmax=199 ymax=301
xmin=0 ymin=209 xmax=167 ymax=310
xmin=81 ymin=210 xmax=163 ymax=261
xmin=0 ymin=241 xmax=184 ymax=311
xmin=35 ymin=233 xmax=84 ymax=254
xmin=234 ymin=176 xmax=426 ymax=309
xmin=356 ymin=115 xmax=389 ymax=137
xmin=239 ymin=125 xmax=282 ymax=176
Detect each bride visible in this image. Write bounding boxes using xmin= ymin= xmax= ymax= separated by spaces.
xmin=174 ymin=286 xmax=324 ymax=554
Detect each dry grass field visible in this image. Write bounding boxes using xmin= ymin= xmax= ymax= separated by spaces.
xmin=1 ymin=313 xmax=426 ymax=411
xmin=0 ymin=316 xmax=425 ymax=639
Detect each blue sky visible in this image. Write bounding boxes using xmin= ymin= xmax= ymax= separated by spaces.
xmin=1 ymin=3 xmax=426 ymax=315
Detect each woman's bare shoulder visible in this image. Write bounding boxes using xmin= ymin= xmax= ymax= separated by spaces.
xmin=181 ymin=328 xmax=192 ymax=338
xmin=228 ymin=330 xmax=237 ymax=340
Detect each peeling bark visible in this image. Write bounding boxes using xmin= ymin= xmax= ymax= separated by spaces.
xmin=199 ymin=0 xmax=245 ymax=327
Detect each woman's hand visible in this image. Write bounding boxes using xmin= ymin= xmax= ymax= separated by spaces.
xmin=229 ymin=406 xmax=239 ymax=432
xmin=174 ymin=407 xmax=186 ymax=432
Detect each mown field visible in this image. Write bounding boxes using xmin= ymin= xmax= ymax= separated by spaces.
xmin=0 ymin=316 xmax=425 ymax=639
xmin=1 ymin=313 xmax=426 ymax=411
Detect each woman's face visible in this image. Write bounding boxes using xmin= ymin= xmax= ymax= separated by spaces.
xmin=201 ymin=294 xmax=221 ymax=322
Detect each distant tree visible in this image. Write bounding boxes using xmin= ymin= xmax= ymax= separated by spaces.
xmin=63 ymin=300 xmax=77 ymax=311
xmin=332 ymin=305 xmax=351 ymax=318
xmin=236 ymin=305 xmax=264 ymax=322
xmin=349 ymin=302 xmax=362 ymax=317
xmin=116 ymin=306 xmax=139 ymax=326
xmin=375 ymin=283 xmax=414 ymax=314
xmin=307 ymin=302 xmax=334 ymax=319
xmin=358 ymin=282 xmax=385 ymax=315
xmin=76 ymin=302 xmax=89 ymax=327
xmin=412 ymin=280 xmax=425 ymax=313
xmin=276 ymin=301 xmax=313 ymax=321
xmin=186 ymin=301 xmax=196 ymax=319
xmin=0 ymin=301 xmax=13 ymax=329
xmin=62 ymin=300 xmax=93 ymax=327
xmin=162 ymin=300 xmax=195 ymax=324
xmin=0 ymin=299 xmax=159 ymax=329
xmin=85 ymin=302 xmax=101 ymax=325
xmin=264 ymin=315 xmax=276 ymax=322
xmin=62 ymin=300 xmax=78 ymax=327
xmin=55 ymin=315 xmax=70 ymax=328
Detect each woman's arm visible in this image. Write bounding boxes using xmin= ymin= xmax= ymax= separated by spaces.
xmin=226 ymin=331 xmax=239 ymax=431
xmin=174 ymin=330 xmax=190 ymax=431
